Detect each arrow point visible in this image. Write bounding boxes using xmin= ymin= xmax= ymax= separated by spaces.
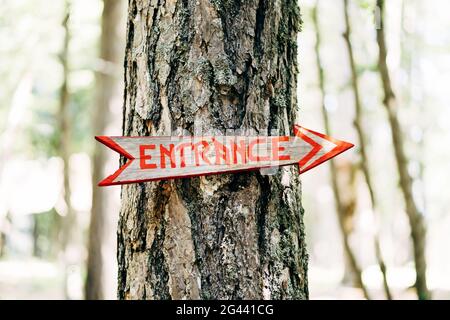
xmin=293 ymin=125 xmax=354 ymax=173
xmin=318 ymin=138 xmax=354 ymax=164
xmin=336 ymin=139 xmax=354 ymax=152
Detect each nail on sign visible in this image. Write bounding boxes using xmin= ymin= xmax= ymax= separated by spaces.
xmin=95 ymin=125 xmax=353 ymax=186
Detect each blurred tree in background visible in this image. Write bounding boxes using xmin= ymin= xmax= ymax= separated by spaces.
xmin=0 ymin=0 xmax=123 ymax=299
xmin=375 ymin=0 xmax=429 ymax=299
xmin=312 ymin=1 xmax=371 ymax=299
xmin=86 ymin=0 xmax=124 ymax=300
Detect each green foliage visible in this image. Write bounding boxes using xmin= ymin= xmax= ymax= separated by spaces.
xmin=32 ymin=209 xmax=60 ymax=258
xmin=355 ymin=0 xmax=375 ymax=10
xmin=0 ymin=0 xmax=101 ymax=158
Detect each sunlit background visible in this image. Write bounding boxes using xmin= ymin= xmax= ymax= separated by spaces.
xmin=0 ymin=0 xmax=449 ymax=299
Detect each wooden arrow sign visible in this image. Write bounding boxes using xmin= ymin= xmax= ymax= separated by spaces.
xmin=95 ymin=125 xmax=353 ymax=186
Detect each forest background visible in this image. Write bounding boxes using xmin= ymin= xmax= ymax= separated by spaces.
xmin=0 ymin=0 xmax=449 ymax=299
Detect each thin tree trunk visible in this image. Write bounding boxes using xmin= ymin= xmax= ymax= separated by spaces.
xmin=375 ymin=0 xmax=429 ymax=300
xmin=117 ymin=0 xmax=308 ymax=299
xmin=0 ymin=221 xmax=5 ymax=257
xmin=342 ymin=0 xmax=392 ymax=300
xmin=312 ymin=2 xmax=370 ymax=300
xmin=33 ymin=214 xmax=40 ymax=257
xmin=0 ymin=235 xmax=4 ymax=257
xmin=0 ymin=213 xmax=11 ymax=258
xmin=336 ymin=161 xmax=359 ymax=286
xmin=58 ymin=1 xmax=76 ymax=300
xmin=400 ymin=0 xmax=428 ymax=219
xmin=85 ymin=0 xmax=124 ymax=300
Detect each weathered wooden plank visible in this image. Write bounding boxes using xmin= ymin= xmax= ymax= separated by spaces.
xmin=96 ymin=125 xmax=353 ymax=186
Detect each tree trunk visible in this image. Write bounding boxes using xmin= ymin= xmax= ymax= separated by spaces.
xmin=375 ymin=0 xmax=429 ymax=300
xmin=117 ymin=0 xmax=308 ymax=299
xmin=58 ymin=1 xmax=76 ymax=300
xmin=342 ymin=0 xmax=392 ymax=300
xmin=0 ymin=221 xmax=6 ymax=257
xmin=312 ymin=2 xmax=370 ymax=300
xmin=86 ymin=0 xmax=124 ymax=300
xmin=33 ymin=214 xmax=40 ymax=257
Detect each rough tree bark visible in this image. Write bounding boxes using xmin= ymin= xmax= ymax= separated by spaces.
xmin=375 ymin=0 xmax=429 ymax=300
xmin=117 ymin=0 xmax=308 ymax=299
xmin=342 ymin=0 xmax=392 ymax=300
xmin=86 ymin=0 xmax=124 ymax=300
xmin=312 ymin=2 xmax=370 ymax=300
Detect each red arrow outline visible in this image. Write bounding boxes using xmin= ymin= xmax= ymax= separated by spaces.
xmin=95 ymin=126 xmax=354 ymax=186
xmin=95 ymin=136 xmax=135 ymax=186
xmin=294 ymin=125 xmax=323 ymax=170
xmin=295 ymin=126 xmax=354 ymax=174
